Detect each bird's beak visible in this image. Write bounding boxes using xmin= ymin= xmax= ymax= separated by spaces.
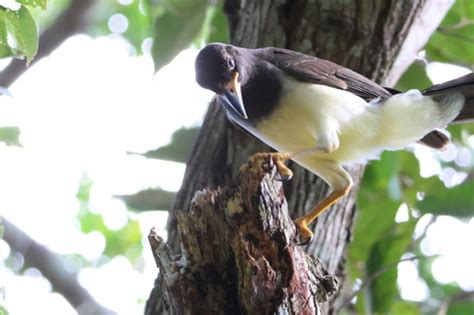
xmin=220 ymin=72 xmax=248 ymax=119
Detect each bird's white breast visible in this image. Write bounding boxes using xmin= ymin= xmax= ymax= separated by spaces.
xmin=240 ymin=81 xmax=461 ymax=168
xmin=246 ymin=82 xmax=378 ymax=163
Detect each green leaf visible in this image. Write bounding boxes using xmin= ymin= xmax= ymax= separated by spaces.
xmin=350 ymin=151 xmax=429 ymax=313
xmin=0 ymin=6 xmax=38 ymax=62
xmin=426 ymin=0 xmax=474 ymax=67
xmin=0 ymin=20 xmax=12 ymax=58
xmin=395 ymin=62 xmax=432 ymax=92
xmin=392 ymin=301 xmax=420 ymax=315
xmin=427 ymin=31 xmax=474 ymax=67
xmin=139 ymin=0 xmax=152 ymax=16
xmin=0 ymin=305 xmax=9 ymax=315
xmin=363 ymin=151 xmax=402 ymax=191
xmin=120 ymin=0 xmax=153 ymax=51
xmin=75 ymin=176 xmax=143 ymax=262
xmin=448 ymin=301 xmax=474 ymax=315
xmin=115 ymin=188 xmax=175 ymax=211
xmin=207 ymin=4 xmax=229 ymax=43
xmin=152 ymin=1 xmax=208 ymax=71
xmin=16 ymin=0 xmax=48 ymax=10
xmin=417 ymin=181 xmax=474 ymax=218
xmin=78 ymin=209 xmax=143 ymax=261
xmin=87 ymin=0 xmax=154 ymax=53
xmin=141 ymin=126 xmax=200 ymax=163
xmin=447 ymin=123 xmax=474 ymax=143
xmin=350 ymin=152 xmax=403 ymax=262
xmin=198 ymin=3 xmax=229 ymax=45
xmin=76 ymin=175 xmax=93 ymax=203
xmin=0 ymin=126 xmax=21 ymax=146
xmin=366 ymin=221 xmax=416 ymax=314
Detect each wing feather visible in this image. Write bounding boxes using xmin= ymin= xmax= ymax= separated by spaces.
xmin=262 ymin=48 xmax=392 ymax=102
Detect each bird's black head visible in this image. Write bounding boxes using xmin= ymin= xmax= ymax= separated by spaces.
xmin=195 ymin=44 xmax=234 ymax=93
xmin=195 ymin=43 xmax=248 ymax=119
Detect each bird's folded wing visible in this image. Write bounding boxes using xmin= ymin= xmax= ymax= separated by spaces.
xmin=266 ymin=48 xmax=392 ymax=102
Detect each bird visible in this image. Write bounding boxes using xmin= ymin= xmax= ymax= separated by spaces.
xmin=194 ymin=43 xmax=474 ymax=244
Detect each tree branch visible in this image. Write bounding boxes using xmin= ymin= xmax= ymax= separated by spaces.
xmin=385 ymin=1 xmax=454 ymax=86
xmin=338 ymin=254 xmax=438 ymax=310
xmin=1 ymin=217 xmax=115 ymax=314
xmin=0 ymin=0 xmax=97 ymax=88
xmin=438 ymin=290 xmax=474 ymax=315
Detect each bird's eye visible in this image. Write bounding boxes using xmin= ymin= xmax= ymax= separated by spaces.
xmin=227 ymin=59 xmax=235 ymax=70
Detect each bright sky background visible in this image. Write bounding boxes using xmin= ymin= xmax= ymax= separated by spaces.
xmin=0 ymin=34 xmax=212 ymax=314
xmin=0 ymin=34 xmax=472 ymax=314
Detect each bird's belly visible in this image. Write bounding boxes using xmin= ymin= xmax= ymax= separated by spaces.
xmin=238 ymin=84 xmax=459 ymax=168
xmin=252 ymin=120 xmax=316 ymax=152
xmin=244 ymin=83 xmax=377 ymax=164
xmin=248 ymin=121 xmax=380 ymax=164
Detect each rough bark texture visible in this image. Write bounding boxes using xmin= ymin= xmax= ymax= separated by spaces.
xmin=148 ymin=155 xmax=339 ymax=314
xmin=145 ymin=1 xmax=453 ymax=314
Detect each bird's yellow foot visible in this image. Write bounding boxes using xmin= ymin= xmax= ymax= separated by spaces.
xmin=294 ymin=217 xmax=314 ymax=245
xmin=246 ymin=152 xmax=293 ymax=181
xmin=269 ymin=152 xmax=293 ymax=181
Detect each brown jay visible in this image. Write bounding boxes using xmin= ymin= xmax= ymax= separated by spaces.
xmin=194 ymin=43 xmax=474 ymax=244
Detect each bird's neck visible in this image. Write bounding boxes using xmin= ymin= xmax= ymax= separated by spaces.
xmin=241 ymin=62 xmax=284 ymax=122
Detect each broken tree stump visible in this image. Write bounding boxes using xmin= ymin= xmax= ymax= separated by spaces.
xmin=147 ymin=154 xmax=339 ymax=314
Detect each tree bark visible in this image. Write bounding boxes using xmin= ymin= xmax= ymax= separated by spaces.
xmin=145 ymin=1 xmax=453 ymax=314
xmin=148 ymin=155 xmax=339 ymax=314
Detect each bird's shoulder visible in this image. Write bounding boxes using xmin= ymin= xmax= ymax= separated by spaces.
xmin=256 ymin=47 xmax=392 ymax=102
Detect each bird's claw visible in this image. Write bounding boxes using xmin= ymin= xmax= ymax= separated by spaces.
xmin=270 ymin=152 xmax=293 ymax=181
xmin=249 ymin=152 xmax=293 ymax=181
xmin=294 ymin=218 xmax=314 ymax=245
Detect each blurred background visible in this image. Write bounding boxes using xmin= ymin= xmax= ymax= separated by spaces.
xmin=0 ymin=0 xmax=473 ymax=314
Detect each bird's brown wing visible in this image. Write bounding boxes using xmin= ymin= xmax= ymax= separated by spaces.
xmin=264 ymin=47 xmax=449 ymax=149
xmin=265 ymin=47 xmax=392 ymax=102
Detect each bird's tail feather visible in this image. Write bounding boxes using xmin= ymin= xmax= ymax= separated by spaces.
xmin=418 ymin=73 xmax=473 ymax=149
xmin=419 ymin=130 xmax=449 ymax=149
xmin=423 ymin=73 xmax=474 ymax=123
xmin=377 ymin=89 xmax=463 ymax=150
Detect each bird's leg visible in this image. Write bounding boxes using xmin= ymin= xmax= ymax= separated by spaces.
xmin=294 ymin=186 xmax=351 ymax=245
xmin=246 ymin=152 xmax=352 ymax=245
xmin=313 ymin=120 xmax=340 ymax=154
xmin=291 ymin=160 xmax=353 ymax=245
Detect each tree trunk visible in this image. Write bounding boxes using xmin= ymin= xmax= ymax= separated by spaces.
xmin=145 ymin=1 xmax=453 ymax=314
xmin=148 ymin=156 xmax=339 ymax=314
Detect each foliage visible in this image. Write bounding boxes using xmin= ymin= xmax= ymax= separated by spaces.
xmin=140 ymin=127 xmax=199 ymax=163
xmin=0 ymin=0 xmax=46 ymax=62
xmin=76 ymin=176 xmax=143 ymax=263
xmin=116 ymin=188 xmax=176 ymax=211
xmin=151 ymin=0 xmax=228 ymax=71
xmin=426 ymin=0 xmax=474 ymax=68
xmin=417 ymin=181 xmax=474 ymax=217
xmin=0 ymin=0 xmax=472 ymax=314
xmin=0 ymin=126 xmax=21 ymax=146
xmin=89 ymin=0 xmax=153 ymax=53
